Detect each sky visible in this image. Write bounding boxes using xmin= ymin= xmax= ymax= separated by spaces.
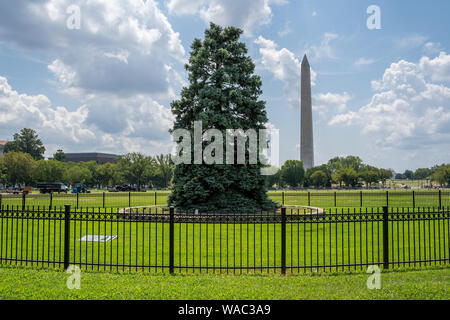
xmin=0 ymin=0 xmax=449 ymax=173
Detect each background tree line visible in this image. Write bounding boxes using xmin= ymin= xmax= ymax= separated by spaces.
xmin=266 ymin=156 xmax=450 ymax=189
xmin=1 ymin=128 xmax=448 ymax=190
xmin=390 ymin=165 xmax=449 ymax=187
xmin=0 ymin=151 xmax=174 ymax=190
xmin=0 ymin=151 xmax=174 ymax=189
xmin=0 ymin=129 xmax=174 ymax=189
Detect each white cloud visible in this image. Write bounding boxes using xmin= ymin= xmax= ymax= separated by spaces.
xmin=166 ymin=0 xmax=286 ymax=36
xmin=313 ymin=92 xmax=351 ymax=117
xmin=47 ymin=59 xmax=77 ymax=87
xmin=330 ymin=56 xmax=450 ymax=151
xmin=419 ymin=52 xmax=450 ymax=82
xmin=0 ymin=75 xmax=94 ymax=148
xmin=255 ymin=36 xmax=316 ymax=108
xmin=268 ymin=0 xmax=288 ymax=4
xmin=0 ymin=74 xmax=175 ymax=157
xmin=355 ymin=58 xmax=375 ymax=67
xmin=166 ymin=0 xmax=205 ymax=15
xmin=278 ymin=21 xmax=292 ymax=37
xmin=310 ymin=33 xmax=338 ymax=60
xmin=396 ymin=34 xmax=428 ymax=49
xmin=104 ymin=50 xmax=130 ymax=64
xmin=424 ymin=42 xmax=442 ymax=55
xmin=0 ymin=0 xmax=185 ymax=97
xmin=0 ymin=1 xmax=185 ymax=157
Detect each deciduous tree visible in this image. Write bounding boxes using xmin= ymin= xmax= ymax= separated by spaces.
xmin=155 ymin=154 xmax=174 ymax=188
xmin=432 ymin=164 xmax=450 ymax=186
xmin=4 ymin=128 xmax=45 ymax=160
xmin=117 ymin=153 xmax=152 ymax=191
xmin=34 ymin=159 xmax=65 ymax=183
xmin=53 ymin=149 xmax=66 ymax=162
xmin=280 ymin=160 xmax=305 ymax=188
xmin=2 ymin=152 xmax=36 ymax=186
xmin=333 ymin=167 xmax=359 ymax=188
xmin=310 ymin=170 xmax=328 ymax=188
xmin=64 ymin=165 xmax=92 ymax=186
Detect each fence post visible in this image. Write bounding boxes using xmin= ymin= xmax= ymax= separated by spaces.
xmin=382 ymin=206 xmax=389 ymax=269
xmin=282 ymin=191 xmax=285 ymax=206
xmin=103 ymin=192 xmax=105 ymax=208
xmin=360 ymin=190 xmax=363 ymax=207
xmin=49 ymin=192 xmax=53 ymax=210
xmin=22 ymin=192 xmax=26 ymax=210
xmin=439 ymin=189 xmax=442 ymax=209
xmin=129 ymin=192 xmax=131 ymax=208
xmin=64 ymin=204 xmax=71 ymax=270
xmin=308 ymin=192 xmax=311 ymax=206
xmin=281 ymin=207 xmax=287 ymax=275
xmin=169 ymin=206 xmax=175 ymax=275
xmin=412 ymin=190 xmax=415 ymax=209
xmin=0 ymin=193 xmax=2 ymax=208
xmin=334 ymin=191 xmax=337 ymax=207
xmin=386 ymin=191 xmax=389 ymax=207
xmin=76 ymin=192 xmax=79 ymax=209
xmin=155 ymin=191 xmax=157 ymax=205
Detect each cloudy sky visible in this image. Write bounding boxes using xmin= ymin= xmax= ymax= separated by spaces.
xmin=0 ymin=0 xmax=449 ymax=172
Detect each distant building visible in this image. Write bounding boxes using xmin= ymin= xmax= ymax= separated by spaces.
xmin=64 ymin=152 xmax=120 ymax=164
xmin=0 ymin=140 xmax=8 ymax=156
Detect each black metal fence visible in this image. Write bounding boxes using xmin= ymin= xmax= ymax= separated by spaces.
xmin=0 ymin=191 xmax=170 ymax=209
xmin=1 ymin=189 xmax=448 ymax=210
xmin=1 ymin=205 xmax=449 ymax=273
xmin=277 ymin=189 xmax=450 ymax=208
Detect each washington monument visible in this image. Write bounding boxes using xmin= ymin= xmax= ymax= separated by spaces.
xmin=300 ymin=54 xmax=314 ymax=170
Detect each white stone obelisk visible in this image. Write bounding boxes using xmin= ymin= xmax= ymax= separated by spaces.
xmin=301 ymin=54 xmax=314 ymax=170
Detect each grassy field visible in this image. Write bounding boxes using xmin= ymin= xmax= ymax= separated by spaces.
xmin=386 ymin=179 xmax=432 ymax=188
xmin=1 ymin=193 xmax=449 ymax=300
xmin=0 ymin=191 xmax=170 ymax=209
xmin=1 ymin=211 xmax=448 ymax=272
xmin=0 ymin=265 xmax=448 ymax=299
xmin=1 ymin=189 xmax=449 ymax=209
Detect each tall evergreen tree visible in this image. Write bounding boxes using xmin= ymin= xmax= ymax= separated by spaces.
xmin=169 ymin=23 xmax=277 ymax=213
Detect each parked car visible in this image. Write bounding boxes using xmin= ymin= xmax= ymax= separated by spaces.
xmin=118 ymin=185 xmax=138 ymax=192
xmin=5 ymin=186 xmax=32 ymax=195
xmin=107 ymin=186 xmax=119 ymax=192
xmin=37 ymin=182 xmax=69 ymax=194
xmin=107 ymin=185 xmax=136 ymax=192
xmin=72 ymin=183 xmax=90 ymax=194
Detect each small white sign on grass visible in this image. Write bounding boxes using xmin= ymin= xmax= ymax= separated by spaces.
xmin=78 ymin=235 xmax=118 ymax=242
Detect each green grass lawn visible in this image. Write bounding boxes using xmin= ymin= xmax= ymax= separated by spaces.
xmin=1 ymin=189 xmax=449 ymax=209
xmin=2 ymin=189 xmax=448 ymax=300
xmin=0 ymin=265 xmax=448 ymax=299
